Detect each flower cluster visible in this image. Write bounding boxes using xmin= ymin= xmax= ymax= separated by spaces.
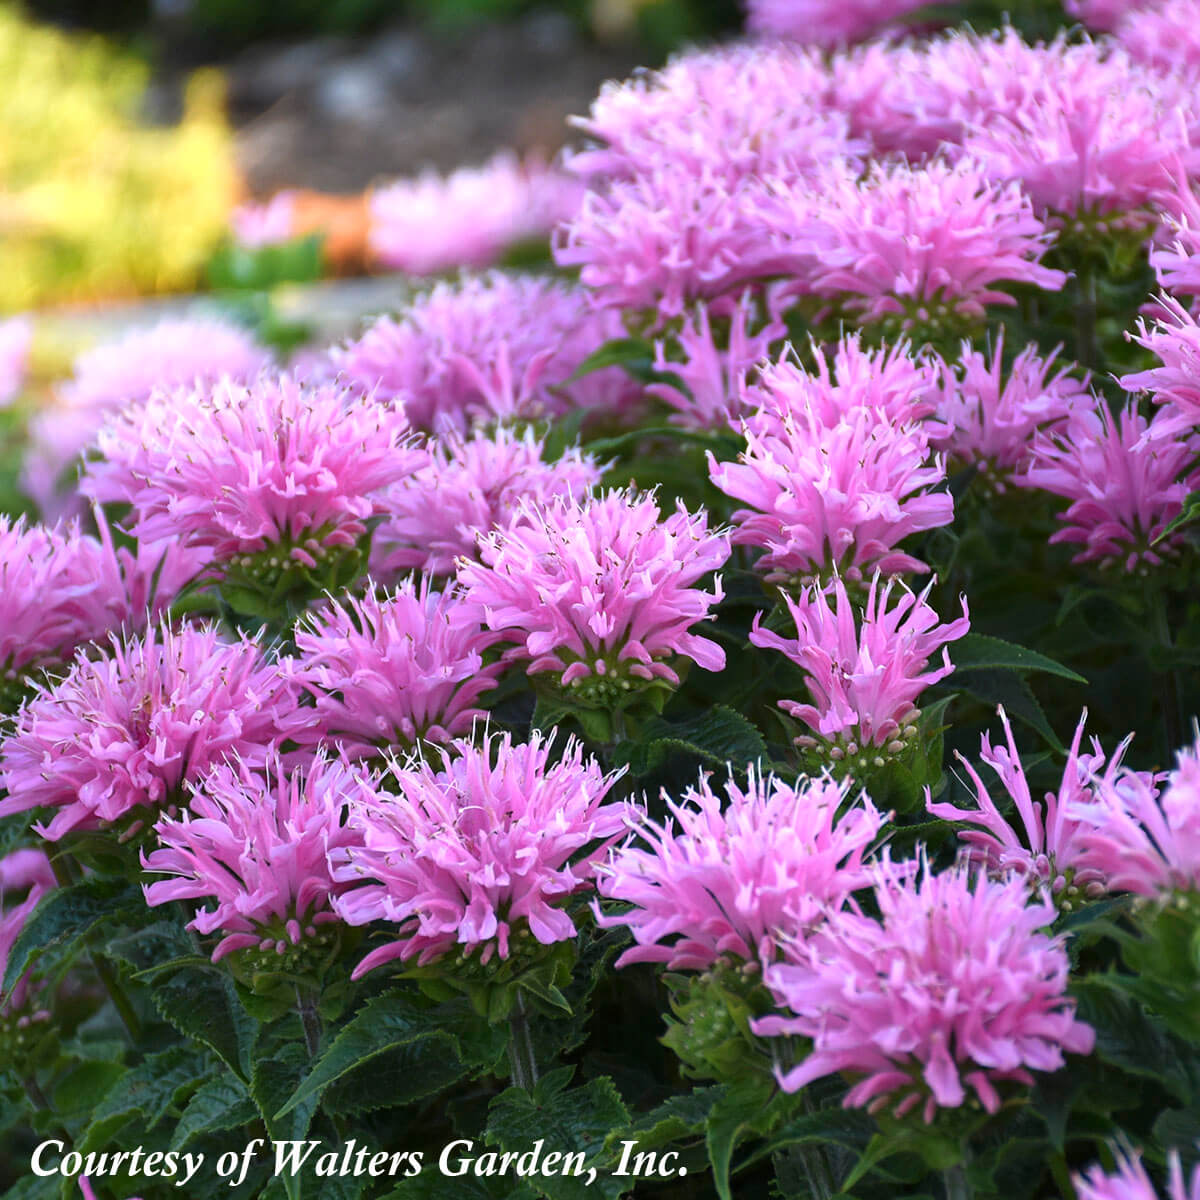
xmin=1123 ymin=297 xmax=1200 ymax=430
xmin=1077 ymin=1152 xmax=1200 ymax=1200
xmin=230 ymin=191 xmax=296 ymax=248
xmin=745 ymin=0 xmax=934 ymax=46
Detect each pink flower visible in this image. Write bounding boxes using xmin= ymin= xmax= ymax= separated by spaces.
xmin=569 ymin=41 xmax=861 ymax=184
xmin=456 ymin=489 xmax=729 ymax=697
xmin=1070 ymin=730 xmax=1200 ymax=898
xmin=371 ymin=427 xmax=602 ymax=578
xmin=331 ymin=731 xmax=630 ymax=973
xmin=335 ymin=273 xmax=634 ymax=432
xmin=231 ymin=191 xmax=296 ymax=248
xmin=369 ymin=153 xmax=581 ymax=276
xmin=0 ymin=848 xmax=55 ymax=1017
xmin=285 ymin=577 xmax=502 ymax=759
xmin=1150 ymin=178 xmax=1200 ymax=303
xmin=1077 ymin=1151 xmax=1200 ymax=1200
xmin=745 ymin=0 xmax=938 ymax=47
xmin=0 ymin=623 xmax=296 ymax=841
xmin=23 ymin=317 xmax=268 ymax=517
xmin=1022 ymin=400 xmax=1199 ymax=571
xmin=647 ymin=294 xmax=784 ymax=431
xmin=932 ymin=333 xmax=1090 ymax=486
xmin=711 ymin=346 xmax=950 ymax=583
xmin=83 ymin=373 xmax=422 ymax=585
xmin=928 ymin=707 xmax=1147 ymax=900
xmin=752 ymin=860 xmax=1095 ymax=1120
xmin=1066 ymin=0 xmax=1148 ymax=30
xmin=1117 ymin=0 xmax=1200 ymax=76
xmin=143 ymin=752 xmax=366 ymax=962
xmin=776 ymin=159 xmax=1065 ymax=329
xmin=596 ymin=767 xmax=885 ymax=970
xmin=750 ymin=574 xmax=969 ymax=755
xmin=1123 ymin=296 xmax=1200 ymax=428
xmin=0 ymin=316 xmax=31 ymax=409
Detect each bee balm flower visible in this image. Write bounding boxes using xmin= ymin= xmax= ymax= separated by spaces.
xmin=1076 ymin=1151 xmax=1200 ymax=1200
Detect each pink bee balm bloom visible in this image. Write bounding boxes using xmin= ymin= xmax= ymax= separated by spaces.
xmin=744 ymin=0 xmax=938 ymax=47
xmin=0 ymin=847 xmax=55 ymax=1018
xmin=1117 ymin=0 xmax=1200 ymax=76
xmin=0 ymin=316 xmax=31 ymax=409
xmin=932 ymin=333 xmax=1090 ymax=486
xmin=143 ymin=752 xmax=367 ymax=962
xmin=457 ymin=489 xmax=729 ymax=698
xmin=0 ymin=622 xmax=297 ymax=841
xmin=1022 ymin=400 xmax=1199 ymax=571
xmin=1065 ymin=0 xmax=1148 ymax=30
xmin=596 ymin=767 xmax=886 ymax=971
xmin=1122 ymin=296 xmax=1200 ymax=429
xmin=928 ymin=707 xmax=1146 ymax=901
xmin=23 ymin=317 xmax=268 ymax=517
xmin=1150 ymin=178 xmax=1200 ymax=304
xmin=371 ymin=427 xmax=602 ymax=578
xmin=1070 ymin=731 xmax=1200 ymax=898
xmin=752 ymin=860 xmax=1095 ymax=1120
xmin=1077 ymin=1151 xmax=1200 ymax=1200
xmin=83 ymin=373 xmax=422 ymax=583
xmin=750 ymin=574 xmax=969 ymax=754
xmin=369 ymin=153 xmax=581 ymax=276
xmin=647 ymin=294 xmax=784 ymax=431
xmin=778 ymin=159 xmax=1065 ymax=329
xmin=335 ymin=273 xmax=634 ymax=432
xmin=332 ymin=732 xmax=631 ymax=973
xmin=285 ymin=577 xmax=502 ymax=759
xmin=231 ymin=191 xmax=296 ymax=248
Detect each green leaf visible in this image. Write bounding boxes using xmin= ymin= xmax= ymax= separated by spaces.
xmin=106 ymin=920 xmax=196 ymax=974
xmin=737 ymin=1107 xmax=875 ymax=1173
xmin=51 ymin=1060 xmax=129 ymax=1118
xmin=954 ymin=669 xmax=1066 ymax=754
xmin=252 ymin=1044 xmax=314 ymax=1200
xmin=151 ymin=965 xmax=256 ymax=1082
xmin=1155 ymin=490 xmax=1200 ymax=543
xmin=379 ymin=1176 xmax=538 ymax=1200
xmin=322 ymin=1037 xmax=474 ymax=1116
xmin=171 ymin=1073 xmax=256 ymax=1150
xmin=0 ymin=1175 xmax=60 ymax=1200
xmin=566 ymin=337 xmax=656 ymax=383
xmin=951 ymin=633 xmax=1086 ymax=683
xmin=604 ymin=1087 xmax=721 ymax=1157
xmin=613 ymin=705 xmax=767 ymax=777
xmin=705 ymin=1077 xmax=787 ymax=1200
xmin=2 ymin=877 xmax=145 ymax=992
xmin=485 ymin=1067 xmax=631 ymax=1200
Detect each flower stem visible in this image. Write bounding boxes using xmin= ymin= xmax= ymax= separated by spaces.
xmin=944 ymin=1163 xmax=972 ymax=1200
xmin=508 ymin=991 xmax=539 ymax=1092
xmin=1149 ymin=584 xmax=1184 ymax=753
xmin=296 ymin=986 xmax=322 ymax=1057
xmin=1074 ymin=264 xmax=1099 ymax=372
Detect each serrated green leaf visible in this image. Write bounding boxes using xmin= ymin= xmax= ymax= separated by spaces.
xmin=704 ymin=1077 xmax=785 ymax=1200
xmin=613 ymin=705 xmax=767 ymax=777
xmin=51 ymin=1060 xmax=129 ymax=1118
xmin=2 ymin=877 xmax=145 ymax=992
xmin=1155 ymin=490 xmax=1200 ymax=543
xmin=151 ymin=966 xmax=256 ymax=1082
xmin=106 ymin=920 xmax=196 ymax=974
xmin=604 ymin=1087 xmax=721 ymax=1157
xmin=951 ymin=633 xmax=1086 ymax=683
xmin=954 ymin=670 xmax=1066 ymax=754
xmin=171 ymin=1073 xmax=256 ymax=1150
xmin=322 ymin=1037 xmax=474 ymax=1116
xmin=379 ymin=1176 xmax=538 ymax=1200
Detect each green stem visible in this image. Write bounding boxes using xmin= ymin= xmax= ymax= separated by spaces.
xmin=296 ymin=986 xmax=322 ymax=1057
xmin=943 ymin=1163 xmax=972 ymax=1200
xmin=1150 ymin=585 xmax=1184 ymax=753
xmin=507 ymin=991 xmax=539 ymax=1093
xmin=1074 ymin=264 xmax=1099 ymax=372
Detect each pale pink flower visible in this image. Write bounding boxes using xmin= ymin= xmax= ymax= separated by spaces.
xmin=932 ymin=333 xmax=1091 ymax=486
xmin=1070 ymin=730 xmax=1200 ymax=898
xmin=331 ymin=732 xmax=630 ymax=973
xmin=371 ymin=427 xmax=602 ymax=578
xmin=1117 ymin=0 xmax=1200 ymax=75
xmin=1150 ymin=177 xmax=1200 ymax=303
xmin=369 ymin=153 xmax=581 ymax=275
xmin=23 ymin=317 xmax=268 ymax=516
xmin=0 ymin=848 xmax=55 ymax=1017
xmin=83 ymin=374 xmax=422 ymax=578
xmin=775 ymin=159 xmax=1065 ymax=328
xmin=596 ymin=767 xmax=885 ymax=970
xmin=0 ymin=316 xmax=31 ymax=409
xmin=745 ymin=0 xmax=938 ymax=47
xmin=1022 ymin=400 xmax=1199 ymax=571
xmin=1077 ymin=1151 xmax=1200 ymax=1200
xmin=285 ymin=577 xmax=502 ymax=760
xmin=230 ymin=191 xmax=296 ymax=248
xmin=647 ymin=294 xmax=784 ymax=430
xmin=143 ymin=752 xmax=366 ymax=961
xmin=1066 ymin=0 xmax=1149 ymax=30
xmin=753 ymin=860 xmax=1095 ymax=1120
xmin=750 ymin=574 xmax=969 ymax=755
xmin=0 ymin=623 xmax=296 ymax=841
xmin=335 ymin=273 xmax=634 ymax=431
xmin=457 ymin=489 xmax=729 ymax=696
xmin=929 ymin=707 xmax=1147 ymax=900
xmin=1123 ymin=296 xmax=1200 ymax=428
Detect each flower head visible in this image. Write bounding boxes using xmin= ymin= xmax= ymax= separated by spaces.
xmin=369 ymin=153 xmax=580 ymax=276
xmin=0 ymin=316 xmax=31 ymax=409
xmin=332 ymin=732 xmax=630 ymax=973
xmin=24 ymin=317 xmax=267 ymax=515
xmin=0 ymin=623 xmax=296 ymax=841
xmin=372 ymin=427 xmax=602 ymax=578
xmin=1022 ymin=399 xmax=1199 ymax=571
xmin=929 ymin=707 xmax=1146 ymax=901
xmin=143 ymin=752 xmax=366 ymax=962
xmin=83 ymin=374 xmax=422 ymax=600
xmin=1116 ymin=0 xmax=1200 ymax=75
xmin=1077 ymin=1151 xmax=1200 ymax=1200
xmin=752 ymin=860 xmax=1095 ymax=1120
xmin=286 ymin=578 xmax=502 ymax=760
xmin=1150 ymin=178 xmax=1200 ymax=304
xmin=0 ymin=848 xmax=55 ymax=1018
xmin=750 ymin=574 xmax=969 ymax=755
xmin=231 ymin=191 xmax=296 ymax=248
xmin=457 ymin=489 xmax=729 ymax=700
xmin=597 ymin=767 xmax=885 ymax=971
xmin=335 ymin=273 xmax=634 ymax=431
xmin=1122 ymin=296 xmax=1200 ymax=429
xmin=1065 ymin=0 xmax=1144 ymax=30
xmin=932 ymin=333 xmax=1090 ymax=485
xmin=745 ymin=0 xmax=935 ymax=46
